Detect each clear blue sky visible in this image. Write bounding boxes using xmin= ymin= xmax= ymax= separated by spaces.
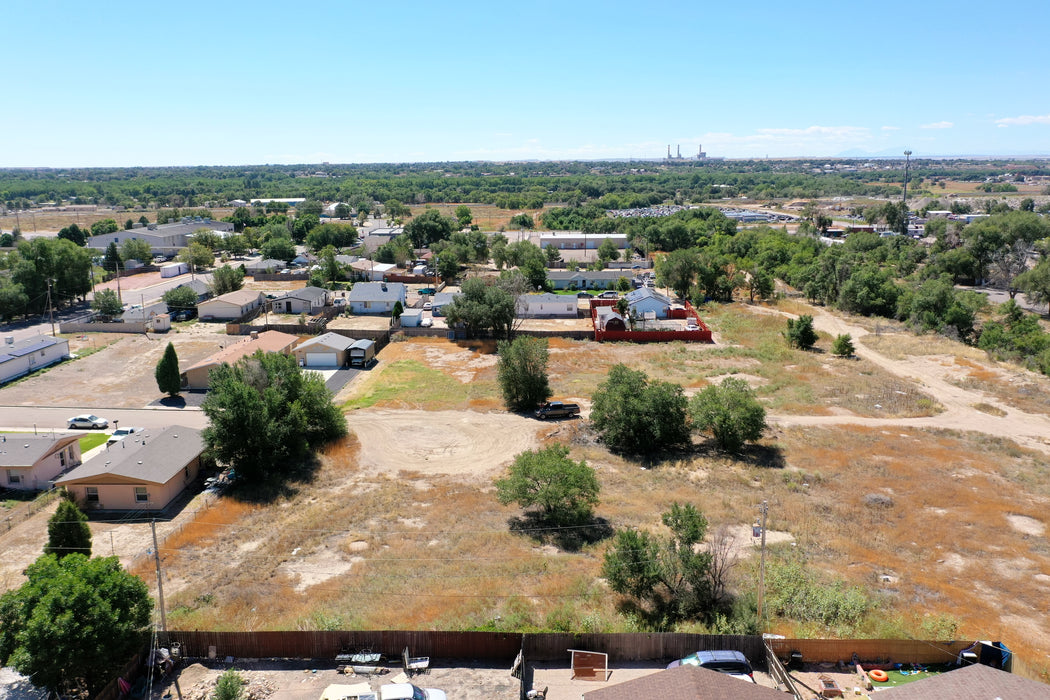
xmin=4 ymin=0 xmax=1049 ymax=166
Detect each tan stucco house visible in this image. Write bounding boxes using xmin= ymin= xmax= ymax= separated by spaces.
xmin=0 ymin=433 xmax=82 ymax=491
xmin=181 ymin=330 xmax=300 ymax=389
xmin=55 ymin=426 xmax=203 ymax=511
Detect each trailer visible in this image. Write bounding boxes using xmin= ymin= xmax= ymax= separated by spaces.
xmin=160 ymin=262 xmax=190 ymax=278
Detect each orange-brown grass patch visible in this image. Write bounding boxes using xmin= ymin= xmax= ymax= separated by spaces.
xmin=946 ymin=356 xmax=1050 ymax=417
xmin=406 ymin=203 xmax=559 ymax=232
xmin=770 ymin=425 xmax=1050 ymax=663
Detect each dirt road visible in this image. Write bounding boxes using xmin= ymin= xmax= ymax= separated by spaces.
xmin=764 ymin=305 xmax=1050 ymax=456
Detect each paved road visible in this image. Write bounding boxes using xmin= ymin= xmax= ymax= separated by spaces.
xmin=0 ymin=405 xmax=207 ymax=434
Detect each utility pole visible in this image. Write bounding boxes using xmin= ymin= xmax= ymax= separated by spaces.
xmin=902 ymin=150 xmax=913 ymax=203
xmin=46 ymin=279 xmax=56 ymax=336
xmin=755 ymin=500 xmax=769 ymax=632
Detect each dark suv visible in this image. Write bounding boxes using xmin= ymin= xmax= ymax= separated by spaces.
xmin=666 ymin=649 xmax=755 ymax=683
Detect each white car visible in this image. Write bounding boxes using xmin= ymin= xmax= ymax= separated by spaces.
xmin=379 ymin=683 xmax=446 ymax=700
xmin=420 ymin=317 xmax=433 ymax=328
xmin=67 ymin=414 xmax=109 ymax=430
xmin=107 ymin=427 xmax=143 ymax=445
xmin=422 ymin=301 xmax=432 ymax=310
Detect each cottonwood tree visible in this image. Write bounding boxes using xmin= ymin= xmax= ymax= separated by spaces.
xmin=690 ymin=377 xmax=766 ymax=453
xmin=178 ymin=241 xmax=214 ymax=270
xmin=601 ymin=503 xmax=715 ymax=627
xmin=201 ymin=352 xmax=347 ymax=482
xmin=495 ymin=445 xmax=599 ymax=526
xmin=209 ymin=265 xmax=244 ymax=296
xmin=496 ymin=336 xmax=551 ymax=411
xmin=590 ymin=364 xmax=689 ymax=455
xmin=121 ymin=238 xmax=151 ymax=264
xmin=44 ymin=497 xmax=91 ymax=559
xmin=91 ymin=289 xmax=123 ymax=320
xmin=656 ymin=248 xmax=700 ymax=299
xmin=0 ymin=554 xmax=152 ymax=696
xmin=162 ymin=285 xmax=198 ymax=314
xmin=155 ymin=342 xmax=181 ymax=397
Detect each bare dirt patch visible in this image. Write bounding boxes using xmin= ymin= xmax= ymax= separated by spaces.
xmin=350 ymin=409 xmax=539 ymax=477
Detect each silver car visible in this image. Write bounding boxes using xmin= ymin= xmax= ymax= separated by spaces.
xmin=67 ymin=414 xmax=109 ymax=429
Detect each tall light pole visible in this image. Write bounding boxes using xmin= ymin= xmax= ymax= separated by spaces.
xmin=902 ymin=150 xmax=913 ymax=203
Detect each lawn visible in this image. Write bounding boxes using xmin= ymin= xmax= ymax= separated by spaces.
xmin=78 ymin=433 xmax=108 ymax=452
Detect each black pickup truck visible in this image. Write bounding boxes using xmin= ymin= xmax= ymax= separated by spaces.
xmin=534 ymin=401 xmax=581 ymax=420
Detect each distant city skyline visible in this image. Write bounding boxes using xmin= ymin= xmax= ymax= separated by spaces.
xmin=3 ymin=0 xmax=1049 ymax=167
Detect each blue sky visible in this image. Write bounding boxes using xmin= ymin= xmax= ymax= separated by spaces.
xmin=4 ymin=0 xmax=1049 ymax=166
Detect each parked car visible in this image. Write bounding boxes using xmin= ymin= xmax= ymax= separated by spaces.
xmin=534 ymin=401 xmax=581 ymax=420
xmin=379 ymin=683 xmax=446 ymax=700
xmin=171 ymin=309 xmax=197 ymax=322
xmin=576 ymin=291 xmax=594 ymax=298
xmin=598 ymin=291 xmax=620 ymax=299
xmin=68 ymin=414 xmax=109 ymax=430
xmin=666 ymin=650 xmax=755 ymax=683
xmin=423 ymin=301 xmax=432 ymax=310
xmin=107 ymin=427 xmax=143 ymax=445
xmin=420 ymin=317 xmax=433 ymax=327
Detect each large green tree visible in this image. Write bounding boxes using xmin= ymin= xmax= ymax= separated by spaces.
xmin=404 ymin=208 xmax=456 ymax=249
xmin=162 ymin=284 xmax=199 ymax=313
xmin=601 ymin=502 xmax=714 ymax=628
xmin=441 ymin=276 xmax=516 ymax=339
xmin=656 ymin=248 xmax=700 ymax=299
xmin=210 ymin=265 xmax=245 ymax=296
xmin=495 ymin=445 xmax=599 ymax=526
xmin=690 ymin=377 xmax=766 ymax=453
xmin=103 ymin=242 xmax=123 ymax=272
xmin=155 ymin=342 xmax=181 ymax=397
xmin=121 ymin=238 xmax=152 ymax=264
xmin=44 ymin=498 xmax=91 ymax=559
xmin=201 ymin=352 xmax=347 ymax=481
xmin=179 ymin=241 xmax=215 ymax=270
xmin=0 ymin=554 xmax=152 ymax=695
xmin=90 ymin=218 xmax=119 ymax=236
xmin=91 ymin=288 xmax=123 ymax=319
xmin=496 ymin=337 xmax=551 ymax=411
xmin=590 ymin=364 xmax=690 ymax=455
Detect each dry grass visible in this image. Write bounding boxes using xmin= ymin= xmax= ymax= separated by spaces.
xmin=407 ymin=203 xmax=557 ymax=232
xmin=861 ymin=332 xmax=988 ymax=361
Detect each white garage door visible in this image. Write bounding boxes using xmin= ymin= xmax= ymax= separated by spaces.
xmin=305 ymin=352 xmax=338 ymax=367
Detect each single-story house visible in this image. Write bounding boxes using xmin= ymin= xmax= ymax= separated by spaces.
xmin=347 ymin=259 xmax=397 ymax=281
xmin=87 ymin=220 xmax=234 ymax=257
xmin=292 ymin=332 xmax=356 ymax=368
xmin=349 ymin=339 xmax=376 ymax=366
xmin=121 ymin=301 xmax=168 ymax=324
xmin=0 ymin=335 xmax=70 ymax=384
xmin=399 ymin=309 xmax=424 ymax=327
xmin=625 ymin=286 xmax=675 ymax=319
xmin=879 ymin=661 xmax=1048 ymax=699
xmin=547 ymin=270 xmax=631 ymax=290
xmin=516 ymin=293 xmax=578 ymax=318
xmin=244 ymin=258 xmax=288 ymax=274
xmin=430 ymin=292 xmax=460 ymax=316
xmin=346 ymin=282 xmax=406 ymax=315
xmin=291 ymin=253 xmax=316 ymax=268
xmin=55 ymin=426 xmax=204 ymax=512
xmin=272 ymin=286 xmax=329 ymax=314
xmin=197 ymin=289 xmax=266 ymax=321
xmin=175 ymin=278 xmax=211 ymax=302
xmin=0 ymin=433 xmax=82 ymax=491
xmin=539 ymin=232 xmax=628 ymax=250
xmin=583 ymin=665 xmax=786 ymax=700
xmin=181 ymin=330 xmax=300 ymax=389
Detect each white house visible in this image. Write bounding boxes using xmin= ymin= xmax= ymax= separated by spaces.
xmin=347 ymin=259 xmax=397 ymax=281
xmin=197 ymin=290 xmax=266 ymax=321
xmin=244 ymin=258 xmax=287 ymax=274
xmin=0 ymin=336 xmax=70 ymax=384
xmin=271 ymin=286 xmax=329 ymax=314
xmin=625 ymin=287 xmax=675 ymax=318
xmin=346 ymin=282 xmax=406 ymax=315
xmin=516 ymin=293 xmax=578 ymax=318
xmin=430 ymin=292 xmax=459 ymax=316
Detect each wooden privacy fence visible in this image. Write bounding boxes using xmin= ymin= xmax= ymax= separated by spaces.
xmin=765 ymin=638 xmax=973 ymax=665
xmin=159 ymin=630 xmax=522 ymax=661
xmin=522 ymin=633 xmax=765 ymax=662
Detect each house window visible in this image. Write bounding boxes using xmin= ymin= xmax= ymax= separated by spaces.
xmin=86 ymin=487 xmax=99 ymax=503
xmin=7 ymin=470 xmax=21 ymax=485
xmin=134 ymin=487 xmax=148 ymax=503
xmin=60 ymin=451 xmax=66 ymax=467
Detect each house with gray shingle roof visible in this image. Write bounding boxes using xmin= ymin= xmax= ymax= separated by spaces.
xmin=0 ymin=433 xmax=82 ymax=491
xmin=272 ymin=286 xmax=329 ymax=315
xmin=583 ymin=664 xmax=787 ymax=700
xmin=55 ymin=426 xmax=204 ymax=511
xmin=345 ymin=282 xmax=406 ymax=314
